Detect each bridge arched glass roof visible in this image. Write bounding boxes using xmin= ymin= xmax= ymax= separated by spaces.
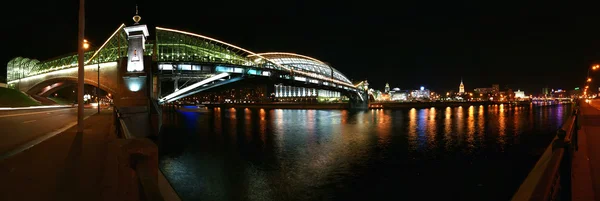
xmin=6 ymin=25 xmax=355 ymax=88
xmin=248 ymin=52 xmax=352 ymax=85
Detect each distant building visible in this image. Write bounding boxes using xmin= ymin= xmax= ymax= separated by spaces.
xmin=391 ymin=91 xmax=409 ymax=101
xmin=492 ymin=84 xmax=500 ymax=94
xmin=542 ymin=87 xmax=550 ymax=96
xmin=515 ymin=90 xmax=525 ymax=98
xmin=379 ymin=93 xmax=391 ymax=101
xmin=474 ymin=87 xmax=494 ymax=94
xmin=384 ymin=83 xmax=390 ymax=93
xmin=459 ymin=78 xmax=465 ymax=94
xmin=369 ymin=89 xmax=381 ymax=101
xmin=411 ymin=86 xmax=431 ymax=100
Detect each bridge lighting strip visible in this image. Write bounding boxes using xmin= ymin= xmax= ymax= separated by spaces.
xmin=155 ymin=27 xmax=356 ymax=89
xmin=0 ymin=105 xmax=72 ymax=111
xmin=160 ymin=72 xmax=230 ymax=103
xmin=252 ymin=52 xmax=328 ymax=65
xmin=85 ymin=24 xmax=126 ymax=64
xmin=7 ymin=62 xmax=117 ymax=84
xmin=248 ymin=52 xmax=355 ymax=88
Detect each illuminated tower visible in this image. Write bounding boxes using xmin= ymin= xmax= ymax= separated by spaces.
xmin=459 ymin=78 xmax=465 ymax=94
xmin=385 ymin=82 xmax=390 ymax=93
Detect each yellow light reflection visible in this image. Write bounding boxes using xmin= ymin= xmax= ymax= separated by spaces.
xmin=259 ymin=109 xmax=267 ymax=142
xmin=498 ymin=103 xmax=506 ymax=147
xmin=376 ymin=109 xmax=392 ymax=147
xmin=513 ymin=106 xmax=520 ymax=136
xmin=408 ymin=108 xmax=418 ymax=151
xmin=229 ymin=108 xmax=238 ymax=142
xmin=244 ymin=108 xmax=252 ymax=141
xmin=259 ymin=109 xmax=266 ymax=121
xmin=273 ymin=109 xmax=285 ymax=151
xmin=443 ymin=107 xmax=453 ymax=149
xmin=214 ymin=107 xmax=222 ymax=134
xmin=456 ymin=106 xmax=464 ymax=136
xmin=477 ymin=105 xmax=485 ymax=136
xmin=466 ymin=106 xmax=475 ymax=147
xmin=426 ymin=108 xmax=438 ymax=148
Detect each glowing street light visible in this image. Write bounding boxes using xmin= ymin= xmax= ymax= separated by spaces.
xmin=588 ymin=78 xmax=592 ymax=82
xmin=83 ymin=39 xmax=90 ymax=50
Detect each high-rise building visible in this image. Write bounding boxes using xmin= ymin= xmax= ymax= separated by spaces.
xmin=459 ymin=78 xmax=465 ymax=94
xmin=385 ymin=83 xmax=390 ymax=93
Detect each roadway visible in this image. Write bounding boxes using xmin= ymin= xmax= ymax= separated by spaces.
xmin=0 ymin=107 xmax=97 ymax=158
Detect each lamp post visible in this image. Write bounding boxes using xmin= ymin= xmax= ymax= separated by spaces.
xmin=84 ymin=39 xmax=101 ymax=113
xmin=77 ymin=0 xmax=85 ymax=134
xmin=97 ymin=49 xmax=100 ymax=113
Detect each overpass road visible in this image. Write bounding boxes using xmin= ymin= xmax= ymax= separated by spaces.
xmin=0 ymin=107 xmax=97 ymax=159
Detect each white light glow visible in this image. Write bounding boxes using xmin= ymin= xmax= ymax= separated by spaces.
xmin=160 ymin=73 xmax=230 ymax=103
xmin=7 ymin=62 xmax=117 ymax=84
xmin=128 ymin=81 xmax=141 ymax=92
xmin=0 ymin=105 xmax=72 ymax=111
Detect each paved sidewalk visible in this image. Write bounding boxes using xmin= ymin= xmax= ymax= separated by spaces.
xmin=573 ymin=100 xmax=600 ymax=201
xmin=0 ymin=110 xmax=118 ymax=201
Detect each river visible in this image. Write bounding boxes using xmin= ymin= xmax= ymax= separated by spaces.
xmin=159 ymin=103 xmax=571 ymax=201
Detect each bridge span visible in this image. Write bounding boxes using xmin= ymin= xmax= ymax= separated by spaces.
xmin=6 ymin=24 xmax=367 ymax=107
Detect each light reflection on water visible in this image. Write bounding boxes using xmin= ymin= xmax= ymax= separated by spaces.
xmin=160 ymin=104 xmax=571 ymax=201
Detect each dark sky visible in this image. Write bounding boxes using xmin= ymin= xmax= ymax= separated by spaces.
xmin=3 ymin=0 xmax=600 ymax=94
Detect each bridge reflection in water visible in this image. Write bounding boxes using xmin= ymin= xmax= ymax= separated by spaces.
xmin=159 ymin=104 xmax=570 ymax=201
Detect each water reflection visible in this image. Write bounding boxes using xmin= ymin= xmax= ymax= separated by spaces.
xmin=466 ymin=106 xmax=475 ymax=150
xmin=498 ymin=104 xmax=506 ymax=147
xmin=444 ymin=107 xmax=453 ymax=150
xmin=408 ymin=108 xmax=418 ymax=151
xmin=160 ymin=104 xmax=572 ymax=201
xmin=375 ymin=109 xmax=392 ymax=148
xmin=426 ymin=108 xmax=437 ymax=149
xmin=477 ymin=106 xmax=485 ymax=138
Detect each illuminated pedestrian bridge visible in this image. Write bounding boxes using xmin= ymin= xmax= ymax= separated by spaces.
xmin=6 ymin=23 xmax=365 ymax=105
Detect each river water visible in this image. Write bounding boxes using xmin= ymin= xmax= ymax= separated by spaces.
xmin=159 ymin=104 xmax=571 ymax=201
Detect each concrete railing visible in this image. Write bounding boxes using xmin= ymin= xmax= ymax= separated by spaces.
xmin=512 ymin=106 xmax=579 ymax=201
xmin=114 ymin=107 xmax=180 ymax=201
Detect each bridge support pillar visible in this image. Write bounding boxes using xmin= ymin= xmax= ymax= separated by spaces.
xmin=174 ymin=78 xmax=179 ymax=92
xmin=349 ymin=89 xmax=369 ymax=109
xmin=114 ymin=22 xmax=161 ymax=138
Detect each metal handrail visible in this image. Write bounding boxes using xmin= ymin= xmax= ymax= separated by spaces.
xmin=512 ymin=107 xmax=578 ymax=201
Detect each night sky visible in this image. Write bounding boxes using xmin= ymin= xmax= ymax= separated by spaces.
xmin=3 ymin=1 xmax=600 ymax=94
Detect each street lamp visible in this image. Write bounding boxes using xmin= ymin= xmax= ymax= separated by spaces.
xmin=83 ymin=39 xmax=90 ymax=50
